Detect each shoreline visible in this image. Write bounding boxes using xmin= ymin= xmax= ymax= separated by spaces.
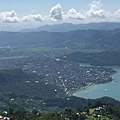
xmin=70 ymin=63 xmax=117 ymax=96
xmin=71 ymin=67 xmax=120 ymax=101
xmin=70 ymin=83 xmax=96 ymax=96
xmin=71 ymin=74 xmax=117 ymax=97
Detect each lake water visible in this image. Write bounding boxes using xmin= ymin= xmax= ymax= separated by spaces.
xmin=73 ymin=63 xmax=120 ymax=100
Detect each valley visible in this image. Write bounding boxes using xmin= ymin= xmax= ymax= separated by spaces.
xmin=0 ymin=46 xmax=118 ymax=112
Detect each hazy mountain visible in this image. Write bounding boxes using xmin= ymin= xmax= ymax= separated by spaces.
xmin=20 ymin=22 xmax=120 ymax=32
xmin=1 ymin=29 xmax=120 ymax=51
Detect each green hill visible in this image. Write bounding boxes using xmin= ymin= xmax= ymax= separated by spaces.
xmin=65 ymin=51 xmax=120 ymax=66
xmin=1 ymin=29 xmax=120 ymax=51
xmin=0 ymin=68 xmax=64 ymax=111
xmin=1 ymin=98 xmax=120 ymax=120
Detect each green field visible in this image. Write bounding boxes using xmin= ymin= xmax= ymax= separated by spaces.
xmin=0 ymin=56 xmax=25 ymax=60
xmin=15 ymin=47 xmax=65 ymax=52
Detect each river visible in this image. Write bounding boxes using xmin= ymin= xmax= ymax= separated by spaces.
xmin=73 ymin=63 xmax=120 ymax=100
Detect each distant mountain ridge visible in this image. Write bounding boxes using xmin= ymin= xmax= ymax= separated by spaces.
xmin=20 ymin=22 xmax=120 ymax=32
xmin=1 ymin=28 xmax=120 ymax=51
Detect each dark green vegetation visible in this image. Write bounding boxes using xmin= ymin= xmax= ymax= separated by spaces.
xmin=2 ymin=100 xmax=120 ymax=120
xmin=0 ymin=69 xmax=64 ymax=111
xmin=45 ymin=96 xmax=120 ymax=109
xmin=1 ymin=28 xmax=120 ymax=51
xmin=65 ymin=51 xmax=120 ymax=66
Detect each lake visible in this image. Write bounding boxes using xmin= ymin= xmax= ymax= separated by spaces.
xmin=73 ymin=63 xmax=120 ymax=100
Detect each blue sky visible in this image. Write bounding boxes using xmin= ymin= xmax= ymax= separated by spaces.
xmin=0 ymin=0 xmax=120 ymax=31
xmin=1 ymin=0 xmax=120 ymax=12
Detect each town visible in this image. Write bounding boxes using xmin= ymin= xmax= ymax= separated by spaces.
xmin=0 ymin=47 xmax=116 ymax=97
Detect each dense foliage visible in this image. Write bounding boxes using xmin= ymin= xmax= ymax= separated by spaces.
xmin=1 ymin=101 xmax=120 ymax=120
xmin=0 ymin=68 xmax=63 ymax=111
xmin=0 ymin=68 xmax=59 ymax=99
xmin=65 ymin=51 xmax=120 ymax=66
xmin=1 ymin=28 xmax=120 ymax=51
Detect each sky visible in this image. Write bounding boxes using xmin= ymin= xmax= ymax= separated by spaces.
xmin=0 ymin=0 xmax=120 ymax=31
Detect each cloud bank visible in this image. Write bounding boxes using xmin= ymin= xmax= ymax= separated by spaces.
xmin=22 ymin=14 xmax=47 ymax=22
xmin=0 ymin=10 xmax=19 ymax=23
xmin=49 ymin=4 xmax=63 ymax=21
xmin=0 ymin=1 xmax=120 ymax=24
xmin=67 ymin=8 xmax=85 ymax=20
xmin=85 ymin=0 xmax=107 ymax=19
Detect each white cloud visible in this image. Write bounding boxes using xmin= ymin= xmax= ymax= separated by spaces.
xmin=67 ymin=8 xmax=85 ymax=20
xmin=0 ymin=10 xmax=19 ymax=23
xmin=64 ymin=0 xmax=110 ymax=22
xmin=109 ymin=9 xmax=120 ymax=22
xmin=22 ymin=14 xmax=47 ymax=22
xmin=85 ymin=0 xmax=107 ymax=19
xmin=1 ymin=1 xmax=120 ymax=26
xmin=49 ymin=4 xmax=63 ymax=21
xmin=114 ymin=9 xmax=120 ymax=18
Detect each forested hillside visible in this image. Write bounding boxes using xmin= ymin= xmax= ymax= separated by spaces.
xmin=1 ymin=99 xmax=120 ymax=120
xmin=1 ymin=29 xmax=120 ymax=51
xmin=64 ymin=51 xmax=120 ymax=66
xmin=0 ymin=68 xmax=64 ymax=111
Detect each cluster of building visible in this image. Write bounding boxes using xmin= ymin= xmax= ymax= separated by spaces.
xmin=0 ymin=48 xmax=116 ymax=96
xmin=26 ymin=53 xmax=116 ymax=96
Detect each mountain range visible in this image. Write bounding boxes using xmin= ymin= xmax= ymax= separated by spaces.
xmin=20 ymin=22 xmax=120 ymax=32
xmin=1 ymin=28 xmax=120 ymax=51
